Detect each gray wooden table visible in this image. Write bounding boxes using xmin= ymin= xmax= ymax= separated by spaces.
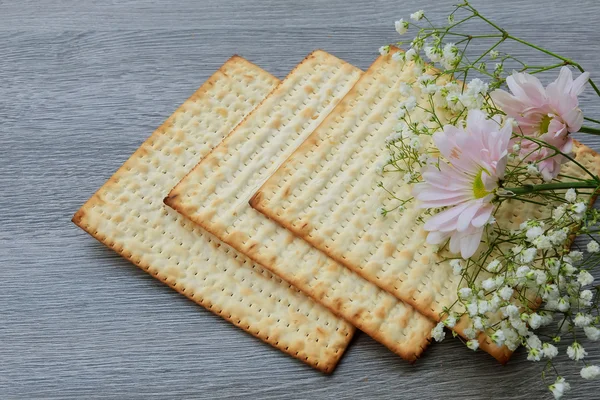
xmin=1 ymin=1 xmax=599 ymax=398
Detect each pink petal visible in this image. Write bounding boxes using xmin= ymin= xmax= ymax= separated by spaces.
xmin=508 ymin=72 xmax=546 ymax=106
xmin=449 ymin=233 xmax=462 ymax=254
xmin=457 ymin=201 xmax=483 ymax=232
xmin=563 ymin=107 xmax=583 ymax=132
xmin=426 ymin=230 xmax=450 ymax=245
xmin=548 ymin=67 xmax=573 ymax=97
xmin=471 ymin=205 xmax=493 ymax=227
xmin=423 ymin=202 xmax=470 ymax=232
xmin=490 ymin=89 xmax=524 ymax=117
xmin=459 ymin=228 xmax=484 ymax=259
xmin=571 ymin=71 xmax=590 ymax=96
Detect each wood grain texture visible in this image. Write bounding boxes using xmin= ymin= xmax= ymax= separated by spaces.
xmin=0 ymin=0 xmax=598 ymax=399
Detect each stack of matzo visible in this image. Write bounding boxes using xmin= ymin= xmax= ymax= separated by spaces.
xmin=74 ymin=49 xmax=600 ymax=371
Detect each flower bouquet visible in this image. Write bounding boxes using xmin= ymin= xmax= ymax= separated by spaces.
xmin=381 ymin=2 xmax=599 ymax=397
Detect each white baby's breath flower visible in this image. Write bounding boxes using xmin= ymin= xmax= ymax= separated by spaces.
xmin=491 ymin=329 xmax=505 ymax=346
xmin=489 ymin=50 xmax=499 ymax=59
xmin=561 ymin=262 xmax=576 ymax=276
xmin=441 ymin=43 xmax=459 ymax=70
xmin=450 ymin=259 xmax=463 ymax=276
xmin=567 ymin=341 xmax=587 ymax=361
xmin=401 ymin=96 xmax=417 ymax=111
xmin=572 ymin=202 xmax=587 ymax=220
xmin=423 ymin=83 xmax=439 ymax=94
xmin=526 ymin=163 xmax=539 ymax=176
xmin=516 ymin=266 xmax=531 ymax=279
xmin=533 ymin=235 xmax=552 ymax=250
xmin=466 ymin=78 xmax=488 ymax=95
xmin=399 ymin=82 xmax=413 ymax=97
xmin=533 ymin=270 xmax=547 ymax=285
xmin=512 ymin=143 xmax=521 ymax=152
xmin=557 ymin=297 xmax=570 ymax=312
xmin=577 ymin=270 xmax=594 ymax=286
xmin=377 ymin=207 xmax=386 ymax=216
xmin=580 ymin=289 xmax=594 ymax=306
xmin=379 ymin=45 xmax=390 ymax=55
xmin=510 ymin=318 xmax=529 ymax=336
xmin=424 ymin=46 xmax=442 ymax=62
xmin=542 ymin=284 xmax=559 ymax=301
xmin=500 ymin=324 xmax=520 ymax=351
xmin=581 ymin=365 xmax=600 ymax=380
xmin=410 ymin=10 xmax=424 ymax=21
xmin=463 ymin=327 xmax=477 ymax=339
xmin=443 ymin=314 xmax=457 ymax=328
xmin=549 ymin=229 xmax=568 ymax=246
xmin=494 ymin=275 xmax=505 ymax=288
xmin=478 ymin=300 xmax=490 ymax=314
xmin=539 ymin=312 xmax=554 ymax=327
xmin=489 ymin=294 xmax=502 ymax=312
xmin=567 ymin=250 xmax=584 ymax=262
xmin=395 ymin=19 xmax=409 ymax=35
xmin=487 ymin=259 xmax=501 ymax=273
xmin=565 ymin=188 xmax=577 ymax=203
xmin=574 ymin=313 xmax=592 ymax=327
xmin=466 ymin=302 xmax=478 ymax=317
xmin=499 ymin=286 xmax=514 ymax=301
xmin=391 ymin=51 xmax=405 ymax=64
xmin=584 ymin=326 xmax=600 ymax=341
xmin=431 ymin=322 xmax=445 ymax=342
xmin=466 ymin=339 xmax=479 ymax=351
xmin=472 ymin=316 xmax=484 ymax=330
xmin=402 ymin=172 xmax=413 ymax=183
xmin=527 ymin=347 xmax=542 ymax=361
xmin=520 ymin=248 xmax=537 ymax=264
xmin=552 ymin=205 xmax=567 ymax=222
xmin=526 ymin=226 xmax=544 ymax=242
xmin=529 ymin=313 xmax=543 ymax=329
xmin=549 ymin=376 xmax=570 ymax=400
xmin=527 ymin=335 xmax=542 ymax=350
xmin=417 ymin=74 xmax=434 ymax=87
xmin=404 ymin=48 xmax=417 ymax=62
xmin=458 ymin=92 xmax=484 ymax=110
xmin=458 ymin=287 xmax=472 ymax=299
xmin=587 ymin=240 xmax=599 ymax=253
xmin=503 ymin=304 xmax=519 ymax=318
xmin=481 ymin=278 xmax=496 ymax=291
xmin=542 ymin=343 xmax=558 ymax=359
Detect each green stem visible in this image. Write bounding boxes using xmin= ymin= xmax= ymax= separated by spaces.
xmin=465 ymin=3 xmax=507 ymax=34
xmin=502 ymin=180 xmax=600 ymax=195
xmin=584 ymin=116 xmax=600 ymax=125
xmin=507 ymin=35 xmax=570 ymax=62
xmin=526 ymin=63 xmax=566 ymax=75
xmin=472 ymin=39 xmax=505 ymax=67
xmin=580 ymin=126 xmax=600 ymax=135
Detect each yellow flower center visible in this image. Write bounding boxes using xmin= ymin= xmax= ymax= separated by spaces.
xmin=472 ymin=168 xmax=490 ymax=199
xmin=540 ymin=114 xmax=552 ymax=134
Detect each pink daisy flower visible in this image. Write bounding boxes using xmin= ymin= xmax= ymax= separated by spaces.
xmin=491 ymin=67 xmax=589 ymax=181
xmin=413 ymin=109 xmax=512 ymax=258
